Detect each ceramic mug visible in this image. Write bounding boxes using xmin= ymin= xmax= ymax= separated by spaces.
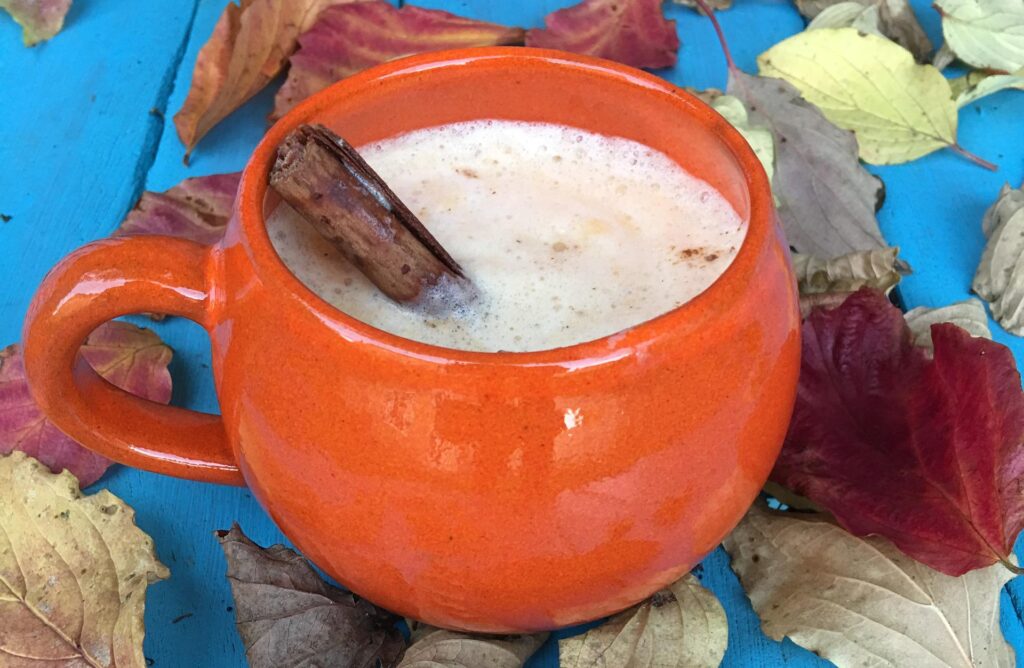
xmin=23 ymin=48 xmax=800 ymax=633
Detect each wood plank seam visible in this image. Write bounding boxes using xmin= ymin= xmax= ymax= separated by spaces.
xmin=113 ymin=0 xmax=202 ymax=234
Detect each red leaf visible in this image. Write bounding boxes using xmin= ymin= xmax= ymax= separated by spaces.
xmin=774 ymin=288 xmax=1024 ymax=575
xmin=272 ymin=2 xmax=525 ymax=120
xmin=173 ymin=0 xmax=357 ymax=159
xmin=116 ymin=172 xmax=241 ymax=245
xmin=0 ymin=322 xmax=173 ymax=486
xmin=525 ymin=0 xmax=679 ymax=70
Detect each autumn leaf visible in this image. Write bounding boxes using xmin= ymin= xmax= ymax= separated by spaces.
xmin=0 ymin=451 xmax=169 ymax=667
xmin=724 ymin=504 xmax=1016 ymax=667
xmin=905 ymin=298 xmax=992 ymax=351
xmin=950 ymin=69 xmax=1024 ymax=108
xmin=705 ymin=92 xmax=775 ymax=185
xmin=173 ymin=0 xmax=354 ymax=160
xmin=795 ymin=0 xmax=931 ymax=61
xmin=218 ymin=525 xmax=405 ymax=668
xmin=757 ymin=28 xmax=992 ymax=167
xmin=398 ymin=628 xmax=546 ymax=667
xmin=774 ymin=288 xmax=1024 ymax=575
xmin=0 ymin=0 xmax=71 ymax=46
xmin=272 ymin=3 xmax=525 ymax=121
xmin=727 ymin=71 xmax=888 ymax=257
xmin=0 ymin=321 xmax=172 ymax=486
xmin=115 ymin=172 xmax=240 ymax=244
xmin=793 ymin=247 xmax=908 ymax=295
xmin=525 ymin=0 xmax=680 ymax=70
xmin=973 ymin=182 xmax=1024 ymax=334
xmin=558 ymin=574 xmax=727 ymax=667
xmin=934 ymin=0 xmax=1024 ymax=73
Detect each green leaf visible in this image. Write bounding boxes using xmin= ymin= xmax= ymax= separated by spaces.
xmin=935 ymin=0 xmax=1024 ymax=73
xmin=757 ymin=28 xmax=961 ymax=165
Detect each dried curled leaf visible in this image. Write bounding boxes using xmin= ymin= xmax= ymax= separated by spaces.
xmin=0 ymin=321 xmax=173 ymax=486
xmin=273 ymin=3 xmax=525 ymax=120
xmin=116 ymin=172 xmax=240 ymax=244
xmin=727 ymin=71 xmax=888 ymax=257
xmin=807 ymin=2 xmax=883 ymax=36
xmin=934 ymin=0 xmax=1024 ymax=73
xmin=775 ymin=288 xmax=1024 ymax=575
xmin=399 ymin=628 xmax=546 ymax=668
xmin=905 ymin=299 xmax=992 ymax=351
xmin=797 ymin=0 xmax=932 ymax=61
xmin=525 ymin=0 xmax=680 ymax=70
xmin=0 ymin=451 xmax=169 ymax=667
xmin=973 ymin=182 xmax=1024 ymax=334
xmin=758 ymin=28 xmax=959 ymax=165
xmin=950 ymin=69 xmax=1024 ymax=108
xmin=218 ymin=525 xmax=405 ymax=668
xmin=0 ymin=0 xmax=71 ymax=46
xmin=724 ymin=504 xmax=1016 ymax=668
xmin=173 ymin=0 xmax=352 ymax=159
xmin=793 ymin=247 xmax=907 ymax=295
xmin=558 ymin=574 xmax=727 ymax=668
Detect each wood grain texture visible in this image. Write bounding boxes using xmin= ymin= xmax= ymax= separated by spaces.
xmin=1 ymin=0 xmax=1021 ymax=666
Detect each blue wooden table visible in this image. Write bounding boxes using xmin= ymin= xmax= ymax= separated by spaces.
xmin=2 ymin=1 xmax=1022 ymax=666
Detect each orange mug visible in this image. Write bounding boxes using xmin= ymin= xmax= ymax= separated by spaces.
xmin=23 ymin=48 xmax=799 ymax=632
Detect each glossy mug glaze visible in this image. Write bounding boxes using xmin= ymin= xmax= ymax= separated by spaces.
xmin=23 ymin=48 xmax=800 ymax=633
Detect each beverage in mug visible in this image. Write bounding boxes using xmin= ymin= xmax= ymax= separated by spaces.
xmin=268 ymin=120 xmax=746 ymax=352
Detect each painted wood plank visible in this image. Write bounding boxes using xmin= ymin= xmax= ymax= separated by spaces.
xmin=2 ymin=0 xmax=1023 ymax=666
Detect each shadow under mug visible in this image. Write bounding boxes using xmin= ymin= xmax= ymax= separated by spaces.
xmin=23 ymin=47 xmax=800 ymax=633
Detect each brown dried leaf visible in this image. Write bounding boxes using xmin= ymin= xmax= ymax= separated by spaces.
xmin=218 ymin=524 xmax=405 ymax=668
xmin=725 ymin=504 xmax=1015 ymax=667
xmin=904 ymin=299 xmax=992 ymax=351
xmin=173 ymin=0 xmax=354 ymax=159
xmin=558 ymin=574 xmax=727 ymax=667
xmin=972 ymin=182 xmax=1024 ymax=334
xmin=794 ymin=0 xmax=932 ymax=61
xmin=0 ymin=451 xmax=169 ymax=667
xmin=727 ymin=70 xmax=888 ymax=257
xmin=398 ymin=628 xmax=546 ymax=667
xmin=672 ymin=0 xmax=733 ymax=11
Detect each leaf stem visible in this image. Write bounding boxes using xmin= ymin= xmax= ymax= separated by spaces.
xmin=1000 ymin=558 xmax=1024 ymax=575
xmin=949 ymin=143 xmax=997 ymax=171
xmin=691 ymin=0 xmax=737 ymax=73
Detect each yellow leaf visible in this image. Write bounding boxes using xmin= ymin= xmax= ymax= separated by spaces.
xmin=757 ymin=28 xmax=959 ymax=164
xmin=950 ymin=69 xmax=1024 ymax=108
xmin=935 ymin=0 xmax=1024 ymax=73
xmin=707 ymin=94 xmax=775 ymax=185
xmin=0 ymin=451 xmax=168 ymax=667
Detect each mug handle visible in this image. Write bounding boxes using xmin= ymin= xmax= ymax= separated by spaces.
xmin=22 ymin=235 xmax=244 ymax=486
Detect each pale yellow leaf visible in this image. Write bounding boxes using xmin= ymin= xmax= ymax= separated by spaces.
xmin=935 ymin=0 xmax=1024 ymax=73
xmin=0 ymin=451 xmax=169 ymax=667
xmin=904 ymin=299 xmax=992 ymax=351
xmin=793 ymin=247 xmax=907 ymax=294
xmin=708 ymin=94 xmax=775 ymax=185
xmin=758 ymin=28 xmax=958 ymax=164
xmin=558 ymin=574 xmax=727 ymax=667
xmin=973 ymin=183 xmax=1024 ymax=334
xmin=724 ymin=504 xmax=1015 ymax=668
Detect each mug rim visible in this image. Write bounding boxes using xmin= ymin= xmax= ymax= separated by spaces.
xmin=236 ymin=47 xmax=775 ymax=366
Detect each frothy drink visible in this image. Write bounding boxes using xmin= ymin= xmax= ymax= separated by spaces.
xmin=268 ymin=120 xmax=746 ymax=352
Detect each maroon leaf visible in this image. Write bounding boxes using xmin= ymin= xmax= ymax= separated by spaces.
xmin=272 ymin=2 xmax=525 ymax=120
xmin=774 ymin=288 xmax=1024 ymax=575
xmin=0 ymin=322 xmax=173 ymax=486
xmin=525 ymin=0 xmax=680 ymax=70
xmin=116 ymin=172 xmax=240 ymax=245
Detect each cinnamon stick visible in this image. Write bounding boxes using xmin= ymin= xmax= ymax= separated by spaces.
xmin=269 ymin=124 xmax=471 ymax=307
